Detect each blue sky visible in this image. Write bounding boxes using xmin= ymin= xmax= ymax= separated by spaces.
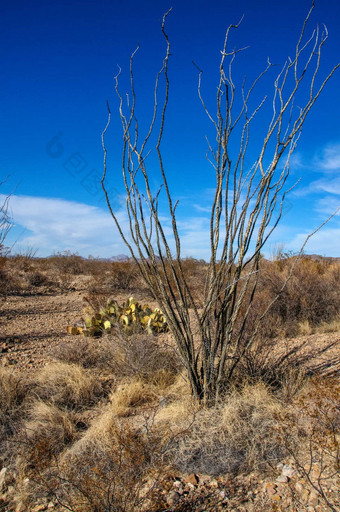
xmin=1 ymin=0 xmax=340 ymax=259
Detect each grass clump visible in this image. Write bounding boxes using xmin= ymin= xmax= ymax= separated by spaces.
xmin=109 ymin=379 xmax=158 ymax=417
xmin=21 ymin=401 xmax=78 ymax=468
xmin=170 ymin=383 xmax=284 ymax=476
xmin=34 ymin=362 xmax=103 ymax=410
xmin=0 ymin=368 xmax=29 ymax=460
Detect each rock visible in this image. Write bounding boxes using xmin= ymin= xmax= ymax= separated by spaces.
xmin=32 ymin=503 xmax=48 ymax=512
xmin=295 ymin=481 xmax=304 ymax=493
xmin=173 ymin=480 xmax=184 ymax=494
xmin=219 ymin=490 xmax=227 ymax=501
xmin=276 ymin=475 xmax=289 ymax=483
xmin=281 ymin=464 xmax=296 ymax=478
xmin=185 ymin=473 xmax=199 ymax=486
xmin=0 ymin=467 xmax=8 ymax=492
xmin=159 ymin=396 xmax=167 ymax=408
xmin=166 ymin=490 xmax=180 ymax=507
xmin=301 ymin=488 xmax=310 ymax=502
xmin=271 ymin=495 xmax=281 ymax=502
xmin=264 ymin=482 xmax=277 ymax=495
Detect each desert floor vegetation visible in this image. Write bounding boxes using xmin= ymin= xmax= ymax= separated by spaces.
xmin=0 ymin=253 xmax=339 ymax=511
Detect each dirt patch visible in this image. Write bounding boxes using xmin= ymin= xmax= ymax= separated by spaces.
xmin=0 ymin=290 xmax=83 ymax=371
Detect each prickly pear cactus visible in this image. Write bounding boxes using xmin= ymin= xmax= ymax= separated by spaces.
xmin=79 ymin=297 xmax=168 ymax=337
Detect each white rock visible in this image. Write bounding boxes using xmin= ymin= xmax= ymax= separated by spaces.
xmin=281 ymin=464 xmax=296 ymax=478
xmin=276 ymin=475 xmax=289 ymax=483
xmin=166 ymin=490 xmax=180 ymax=507
xmin=0 ymin=467 xmax=7 ymax=492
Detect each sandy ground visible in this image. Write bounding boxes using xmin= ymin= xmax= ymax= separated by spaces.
xmin=0 ymin=289 xmax=84 ymax=371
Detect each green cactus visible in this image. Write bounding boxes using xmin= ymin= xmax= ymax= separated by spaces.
xmin=79 ymin=297 xmax=168 ymax=337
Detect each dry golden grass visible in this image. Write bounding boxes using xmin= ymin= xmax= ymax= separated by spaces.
xmin=0 ymin=368 xmax=29 ymax=458
xmin=109 ymin=379 xmax=158 ymax=417
xmin=34 ymin=362 xmax=103 ymax=410
xmin=167 ymin=382 xmax=285 ymax=475
xmin=314 ymin=314 xmax=340 ymax=333
xmin=154 ymin=375 xmax=194 ymax=425
xmin=0 ymin=368 xmax=27 ymax=415
xmin=23 ymin=400 xmax=78 ymax=461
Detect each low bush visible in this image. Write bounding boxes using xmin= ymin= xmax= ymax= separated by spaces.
xmin=98 ymin=331 xmax=180 ymax=382
xmin=48 ymin=251 xmax=87 ymax=275
xmin=53 ymin=338 xmax=100 ymax=368
xmin=27 ymin=271 xmax=51 ymax=287
xmin=110 ymin=260 xmax=139 ymax=290
xmin=257 ymin=256 xmax=340 ymax=337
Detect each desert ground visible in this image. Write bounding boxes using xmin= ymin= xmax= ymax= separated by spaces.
xmin=0 ymin=253 xmax=339 ymax=511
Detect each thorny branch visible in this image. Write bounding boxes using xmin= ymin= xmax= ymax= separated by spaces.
xmin=102 ymin=5 xmax=339 ymax=403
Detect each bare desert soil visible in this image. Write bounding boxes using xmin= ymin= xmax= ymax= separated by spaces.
xmin=0 ymin=290 xmax=84 ymax=371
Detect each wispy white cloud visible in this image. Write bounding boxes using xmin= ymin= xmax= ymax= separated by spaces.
xmin=193 ymin=204 xmax=211 ymax=213
xmin=286 ymin=227 xmax=340 ymax=258
xmin=292 ymin=142 xmax=340 ymax=198
xmin=2 ymin=194 xmax=213 ymax=259
xmin=3 ymin=174 xmax=339 ymax=261
xmin=291 ymin=143 xmax=340 ymax=175
xmin=313 ymin=143 xmax=340 ymax=172
xmin=294 ymin=176 xmax=340 ymax=198
xmin=313 ymin=178 xmax=340 ymax=196
xmin=3 ymin=194 xmax=129 ymax=257
xmin=315 ymin=195 xmax=340 ymax=217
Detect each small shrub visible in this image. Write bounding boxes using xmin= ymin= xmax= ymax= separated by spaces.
xmin=28 ymin=271 xmax=50 ymax=287
xmin=50 ymin=251 xmax=86 ymax=275
xmin=53 ymin=338 xmax=100 ymax=368
xmin=98 ymin=331 xmax=179 ymax=382
xmin=110 ymin=260 xmax=139 ymax=290
xmin=12 ymin=246 xmax=38 ymax=272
